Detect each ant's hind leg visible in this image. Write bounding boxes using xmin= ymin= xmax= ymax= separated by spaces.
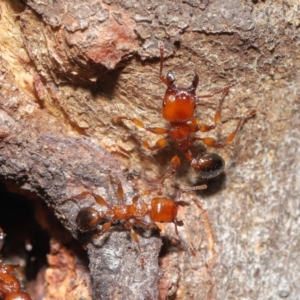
xmin=224 ymin=109 xmax=256 ymax=144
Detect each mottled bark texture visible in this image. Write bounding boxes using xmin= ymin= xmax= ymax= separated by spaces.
xmin=0 ymin=0 xmax=299 ymax=299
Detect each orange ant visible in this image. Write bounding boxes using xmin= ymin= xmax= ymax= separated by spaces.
xmin=0 ymin=227 xmax=32 ymax=300
xmin=75 ymin=176 xmax=207 ymax=264
xmin=114 ymin=43 xmax=256 ymax=178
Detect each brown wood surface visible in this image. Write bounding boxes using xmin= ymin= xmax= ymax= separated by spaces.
xmin=0 ymin=0 xmax=299 ymax=299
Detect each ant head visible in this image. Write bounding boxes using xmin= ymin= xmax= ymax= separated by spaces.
xmin=149 ymin=197 xmax=178 ymax=223
xmin=162 ymin=73 xmax=199 ymax=123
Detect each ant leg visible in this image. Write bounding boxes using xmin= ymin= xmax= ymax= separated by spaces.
xmin=159 ymin=154 xmax=181 ymax=183
xmin=69 ymin=190 xmax=109 ymax=207
xmin=92 ymin=193 xmax=110 ymax=207
xmin=131 ymin=230 xmax=145 ymax=267
xmin=82 ymin=222 xmax=112 ymax=249
xmin=124 ymin=220 xmax=145 ymax=267
xmin=115 ymin=116 xmax=168 ymax=136
xmin=223 ymin=109 xmax=257 ymax=144
xmin=142 ymin=137 xmax=168 ymax=151
xmin=173 ymin=219 xmax=196 ymax=256
xmin=159 ymin=41 xmax=167 ymax=86
xmin=92 ymin=222 xmax=111 ymax=240
xmin=193 ymin=199 xmax=216 ymax=299
xmin=134 ymin=218 xmax=159 ymax=231
xmin=175 ymin=188 xmax=215 ymax=264
xmin=172 ymin=190 xmax=210 ymax=256
xmin=195 ymin=109 xmax=256 ymax=148
xmin=175 ymin=185 xmax=207 ymax=205
xmin=116 ymin=178 xmax=124 ymax=204
xmin=179 ymin=185 xmax=208 ymax=195
xmin=170 ymin=155 xmax=180 ymax=170
xmin=193 ymin=199 xmax=216 ymax=273
xmin=194 ymin=90 xmax=229 ymax=134
xmin=197 ymin=81 xmax=238 ymax=99
xmin=113 ymin=116 xmax=168 ymax=151
xmin=108 ymin=174 xmax=125 ymax=205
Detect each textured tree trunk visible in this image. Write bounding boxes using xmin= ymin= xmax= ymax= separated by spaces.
xmin=0 ymin=0 xmax=299 ymax=299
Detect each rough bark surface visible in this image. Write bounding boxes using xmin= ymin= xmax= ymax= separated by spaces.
xmin=0 ymin=0 xmax=299 ymax=299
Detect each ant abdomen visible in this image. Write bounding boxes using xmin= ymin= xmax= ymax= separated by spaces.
xmin=0 ymin=227 xmax=32 ymax=299
xmin=4 ymin=291 xmax=32 ymax=300
xmin=191 ymin=153 xmax=225 ymax=179
xmin=76 ymin=207 xmax=100 ymax=231
xmin=0 ymin=272 xmax=21 ymax=295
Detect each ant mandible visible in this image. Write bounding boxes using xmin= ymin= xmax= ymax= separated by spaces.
xmin=114 ymin=43 xmax=256 ymax=178
xmin=75 ymin=176 xmax=207 ymax=264
xmin=0 ymin=227 xmax=32 ymax=300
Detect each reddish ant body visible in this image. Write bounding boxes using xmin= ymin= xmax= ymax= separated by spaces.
xmin=114 ymin=43 xmax=256 ymax=178
xmin=0 ymin=228 xmax=32 ymax=300
xmin=75 ymin=177 xmax=207 ymax=262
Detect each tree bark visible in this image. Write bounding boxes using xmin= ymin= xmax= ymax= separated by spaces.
xmin=0 ymin=0 xmax=299 ymax=299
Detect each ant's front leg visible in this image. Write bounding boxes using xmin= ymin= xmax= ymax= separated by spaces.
xmin=113 ymin=116 xmax=169 ymax=151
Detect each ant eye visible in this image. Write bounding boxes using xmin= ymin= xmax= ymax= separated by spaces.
xmin=163 ymin=102 xmax=166 ymax=107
